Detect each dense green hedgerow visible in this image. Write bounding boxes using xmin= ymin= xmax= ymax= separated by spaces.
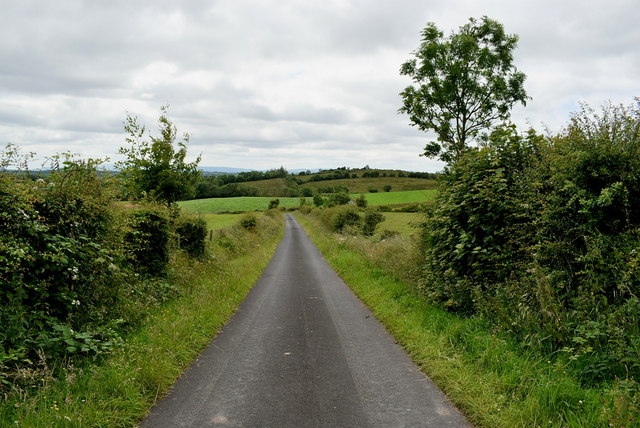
xmin=125 ymin=208 xmax=171 ymax=276
xmin=0 ymin=151 xmax=215 ymax=394
xmin=421 ymin=124 xmax=542 ymax=313
xmin=175 ymin=216 xmax=207 ymax=258
xmin=0 ymin=158 xmax=127 ymax=375
xmin=421 ymin=100 xmax=640 ymax=387
xmin=308 ymin=204 xmax=386 ymax=238
xmin=330 ymin=205 xmax=362 ymax=232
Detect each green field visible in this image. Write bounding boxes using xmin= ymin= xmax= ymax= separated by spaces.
xmin=203 ymin=177 xmax=438 ymax=197
xmin=179 ymin=190 xmax=436 ymax=213
xmin=376 ymin=212 xmax=423 ymax=237
xmin=199 ymin=213 xmax=242 ymax=230
xmin=360 ymin=189 xmax=437 ymax=206
xmin=179 ymin=196 xmax=311 ymax=213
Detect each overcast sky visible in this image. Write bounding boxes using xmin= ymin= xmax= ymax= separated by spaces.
xmin=1 ymin=0 xmax=638 ymax=172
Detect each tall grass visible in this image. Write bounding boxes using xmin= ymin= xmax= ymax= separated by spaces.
xmin=1 ymin=213 xmax=283 ymax=427
xmin=295 ymin=213 xmax=638 ymax=427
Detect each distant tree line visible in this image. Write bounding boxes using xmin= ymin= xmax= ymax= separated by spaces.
xmin=195 ymin=178 xmax=260 ymax=198
xmin=306 ymin=170 xmax=352 ymax=182
xmin=215 ymin=167 xmax=288 ymax=185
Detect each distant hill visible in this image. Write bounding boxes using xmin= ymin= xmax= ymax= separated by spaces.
xmin=199 ymin=166 xmax=252 ymax=174
xmin=199 ymin=167 xmax=320 ymax=175
xmin=193 ymin=167 xmax=440 ymax=199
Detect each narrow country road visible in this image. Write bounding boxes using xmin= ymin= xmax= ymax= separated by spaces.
xmin=140 ymin=214 xmax=470 ymax=427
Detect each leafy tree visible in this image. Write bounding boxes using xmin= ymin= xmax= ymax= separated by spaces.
xmin=399 ymin=16 xmax=528 ymax=163
xmin=1 ymin=143 xmax=34 ymax=173
xmin=268 ymin=199 xmax=280 ymax=209
xmin=362 ymin=210 xmax=385 ymax=236
xmin=329 ymin=192 xmax=351 ymax=206
xmin=117 ymin=106 xmax=201 ymax=204
xmin=330 ymin=206 xmax=361 ymax=232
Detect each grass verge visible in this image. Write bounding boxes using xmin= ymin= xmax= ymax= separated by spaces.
xmin=295 ymin=214 xmax=637 ymax=428
xmin=1 ymin=213 xmax=284 ymax=428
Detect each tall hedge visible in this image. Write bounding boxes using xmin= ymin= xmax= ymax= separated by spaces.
xmin=0 ymin=154 xmax=210 ymax=390
xmin=176 ymin=217 xmax=207 ymax=258
xmin=125 ymin=209 xmax=170 ymax=276
xmin=0 ymin=159 xmax=125 ymax=367
xmin=421 ymin=100 xmax=640 ymax=384
xmin=421 ymin=125 xmax=542 ymax=313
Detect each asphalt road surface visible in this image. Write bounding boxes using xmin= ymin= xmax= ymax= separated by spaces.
xmin=140 ymin=214 xmax=470 ymax=427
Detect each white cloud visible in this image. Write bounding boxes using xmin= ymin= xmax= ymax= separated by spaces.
xmin=0 ymin=0 xmax=638 ymax=171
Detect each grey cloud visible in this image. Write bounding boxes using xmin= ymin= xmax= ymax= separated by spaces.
xmin=229 ymin=104 xmax=350 ymax=125
xmin=0 ymin=0 xmax=638 ymax=171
